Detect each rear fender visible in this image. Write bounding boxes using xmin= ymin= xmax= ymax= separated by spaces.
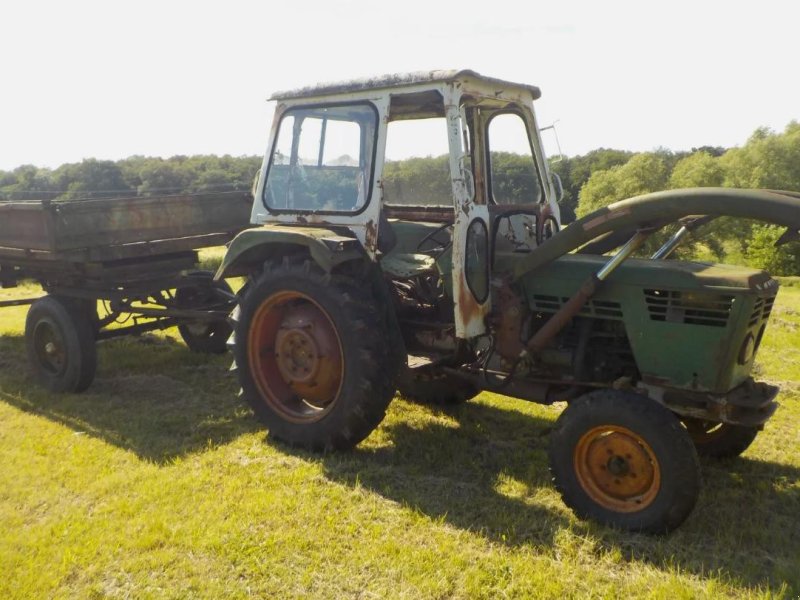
xmin=214 ymin=224 xmax=365 ymax=280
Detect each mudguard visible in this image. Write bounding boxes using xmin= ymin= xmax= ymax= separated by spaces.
xmin=512 ymin=188 xmax=800 ymax=280
xmin=214 ymin=224 xmax=365 ymax=280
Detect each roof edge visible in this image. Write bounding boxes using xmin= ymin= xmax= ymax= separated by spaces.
xmin=269 ymin=69 xmax=541 ymax=101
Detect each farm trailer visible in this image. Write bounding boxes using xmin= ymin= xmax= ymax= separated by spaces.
xmin=0 ymin=191 xmax=251 ymax=392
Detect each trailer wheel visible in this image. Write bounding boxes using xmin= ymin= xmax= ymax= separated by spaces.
xmin=231 ymin=259 xmax=399 ymax=450
xmin=25 ymin=296 xmax=97 ymax=393
xmin=682 ymin=418 xmax=759 ymax=459
xmin=549 ymin=390 xmax=701 ymax=534
xmin=398 ymin=368 xmax=479 ymax=405
xmin=176 ymin=272 xmax=234 ymax=354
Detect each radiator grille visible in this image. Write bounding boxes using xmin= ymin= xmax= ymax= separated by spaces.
xmin=644 ymin=289 xmax=733 ymax=328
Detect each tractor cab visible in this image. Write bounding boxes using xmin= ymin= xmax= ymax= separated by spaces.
xmin=249 ymin=70 xmax=562 ymax=339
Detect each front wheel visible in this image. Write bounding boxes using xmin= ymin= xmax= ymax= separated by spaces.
xmin=231 ymin=259 xmax=399 ymax=450
xmin=549 ymin=390 xmax=701 ymax=534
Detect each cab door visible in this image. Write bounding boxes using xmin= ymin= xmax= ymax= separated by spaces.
xmin=446 ymin=96 xmax=491 ymax=339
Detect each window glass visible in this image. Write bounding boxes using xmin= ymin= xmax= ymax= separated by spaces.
xmin=383 ymin=118 xmax=452 ymax=207
xmin=488 ymin=113 xmax=542 ymax=205
xmin=465 ymin=219 xmax=489 ymax=302
xmin=264 ymin=104 xmax=376 ymax=212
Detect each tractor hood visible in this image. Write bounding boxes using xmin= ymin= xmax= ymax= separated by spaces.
xmin=518 ymin=254 xmax=778 ymax=295
xmin=512 ymin=188 xmax=800 ymax=280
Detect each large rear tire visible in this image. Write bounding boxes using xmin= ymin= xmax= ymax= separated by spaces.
xmin=549 ymin=390 xmax=701 ymax=534
xmin=231 ymin=259 xmax=399 ymax=450
xmin=25 ymin=295 xmax=97 ymax=393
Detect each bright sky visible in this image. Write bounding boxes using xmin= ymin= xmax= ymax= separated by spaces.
xmin=2 ymin=0 xmax=798 ymax=171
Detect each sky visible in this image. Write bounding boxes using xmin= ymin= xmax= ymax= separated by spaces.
xmin=2 ymin=0 xmax=799 ymax=171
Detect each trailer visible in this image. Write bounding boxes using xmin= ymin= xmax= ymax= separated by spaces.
xmin=0 ymin=191 xmax=252 ymax=392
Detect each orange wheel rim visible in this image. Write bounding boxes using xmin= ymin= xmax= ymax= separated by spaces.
xmin=574 ymin=425 xmax=661 ymax=513
xmin=247 ymin=291 xmax=344 ymax=424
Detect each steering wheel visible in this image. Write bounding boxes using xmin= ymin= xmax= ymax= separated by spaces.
xmin=416 ymin=222 xmax=454 ymax=253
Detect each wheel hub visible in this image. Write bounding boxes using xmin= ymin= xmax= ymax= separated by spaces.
xmin=275 ymin=326 xmax=321 ymax=384
xmin=575 ymin=426 xmax=661 ymax=512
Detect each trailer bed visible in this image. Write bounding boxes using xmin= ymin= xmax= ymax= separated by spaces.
xmin=0 ymin=191 xmax=252 ymax=264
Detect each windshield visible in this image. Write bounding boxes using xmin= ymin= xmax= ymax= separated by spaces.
xmin=263 ymin=103 xmax=378 ymax=213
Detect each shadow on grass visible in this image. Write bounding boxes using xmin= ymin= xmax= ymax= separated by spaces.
xmin=318 ymin=400 xmax=569 ymax=548
xmin=315 ymin=398 xmax=800 ymax=595
xmin=0 ymin=333 xmax=260 ymax=463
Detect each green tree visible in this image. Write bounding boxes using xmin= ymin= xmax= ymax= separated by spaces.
xmin=669 ymin=152 xmax=724 ymax=188
xmin=745 ymin=224 xmax=799 ymax=275
xmin=53 ymin=159 xmax=133 ymax=200
xmin=577 ymin=153 xmax=669 ymax=217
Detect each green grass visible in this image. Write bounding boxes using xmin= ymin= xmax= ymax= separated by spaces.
xmin=1 ymin=282 xmax=798 ymax=599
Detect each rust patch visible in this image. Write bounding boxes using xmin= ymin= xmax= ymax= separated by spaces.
xmin=582 ymin=207 xmax=632 ymax=232
xmin=492 ymin=282 xmax=525 ymax=359
xmin=454 ymin=270 xmax=487 ymax=337
xmin=365 ymin=218 xmax=378 ymax=252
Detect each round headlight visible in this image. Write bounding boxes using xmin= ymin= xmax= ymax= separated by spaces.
xmin=738 ymin=333 xmax=756 ymax=365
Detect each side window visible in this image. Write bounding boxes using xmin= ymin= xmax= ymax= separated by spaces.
xmin=264 ymin=104 xmax=376 ymax=212
xmin=383 ymin=118 xmax=452 ymax=207
xmin=487 ymin=113 xmax=543 ymax=205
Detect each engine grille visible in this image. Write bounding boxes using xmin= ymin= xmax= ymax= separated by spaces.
xmin=531 ymin=294 xmax=623 ymax=319
xmin=749 ymin=295 xmax=776 ymax=327
xmin=644 ymin=289 xmax=734 ymax=328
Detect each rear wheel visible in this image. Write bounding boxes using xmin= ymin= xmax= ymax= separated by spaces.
xmin=682 ymin=418 xmax=759 ymax=458
xmin=25 ymin=295 xmax=97 ymax=393
xmin=549 ymin=390 xmax=701 ymax=534
xmin=231 ymin=259 xmax=399 ymax=450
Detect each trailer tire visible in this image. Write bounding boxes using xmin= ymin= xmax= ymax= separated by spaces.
xmin=25 ymin=295 xmax=97 ymax=393
xmin=549 ymin=390 xmax=701 ymax=534
xmin=682 ymin=419 xmax=759 ymax=459
xmin=232 ymin=259 xmax=399 ymax=451
xmin=176 ymin=272 xmax=234 ymax=354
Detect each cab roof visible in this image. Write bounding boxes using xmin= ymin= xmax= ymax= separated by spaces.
xmin=269 ymin=69 xmax=542 ymax=101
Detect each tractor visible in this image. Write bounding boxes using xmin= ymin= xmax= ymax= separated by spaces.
xmin=215 ymin=70 xmax=800 ymax=533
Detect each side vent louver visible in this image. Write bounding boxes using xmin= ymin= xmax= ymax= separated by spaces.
xmin=644 ymin=289 xmax=733 ymax=328
xmin=531 ymin=295 xmax=623 ymax=319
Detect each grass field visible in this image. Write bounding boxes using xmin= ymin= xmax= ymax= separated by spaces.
xmin=1 ymin=276 xmax=798 ymax=599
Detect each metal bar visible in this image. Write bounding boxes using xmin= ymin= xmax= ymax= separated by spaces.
xmin=651 ymin=226 xmax=689 ymax=259
xmin=115 ymin=304 xmax=231 ymax=321
xmin=95 ymin=318 xmax=180 ymax=340
xmin=526 ymin=230 xmax=652 ymax=354
xmin=651 ymin=216 xmax=715 ymax=260
xmin=596 ymin=230 xmax=652 ymax=280
xmin=0 ymin=297 xmax=40 ymax=308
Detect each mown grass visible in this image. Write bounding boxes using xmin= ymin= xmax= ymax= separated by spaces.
xmin=0 ymin=278 xmax=798 ymax=599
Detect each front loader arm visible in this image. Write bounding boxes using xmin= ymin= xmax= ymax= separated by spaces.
xmin=512 ymin=188 xmax=800 ymax=280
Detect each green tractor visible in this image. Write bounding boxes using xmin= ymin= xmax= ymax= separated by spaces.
xmin=216 ymin=70 xmax=800 ymax=533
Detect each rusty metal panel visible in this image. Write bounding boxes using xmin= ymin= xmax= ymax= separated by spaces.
xmin=0 ymin=192 xmax=251 ymax=258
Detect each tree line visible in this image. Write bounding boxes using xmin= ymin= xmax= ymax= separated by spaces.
xmin=1 ymin=121 xmax=797 ymax=274
xmin=554 ymin=121 xmax=800 ymax=275
xmin=0 ymin=155 xmax=262 ymax=201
